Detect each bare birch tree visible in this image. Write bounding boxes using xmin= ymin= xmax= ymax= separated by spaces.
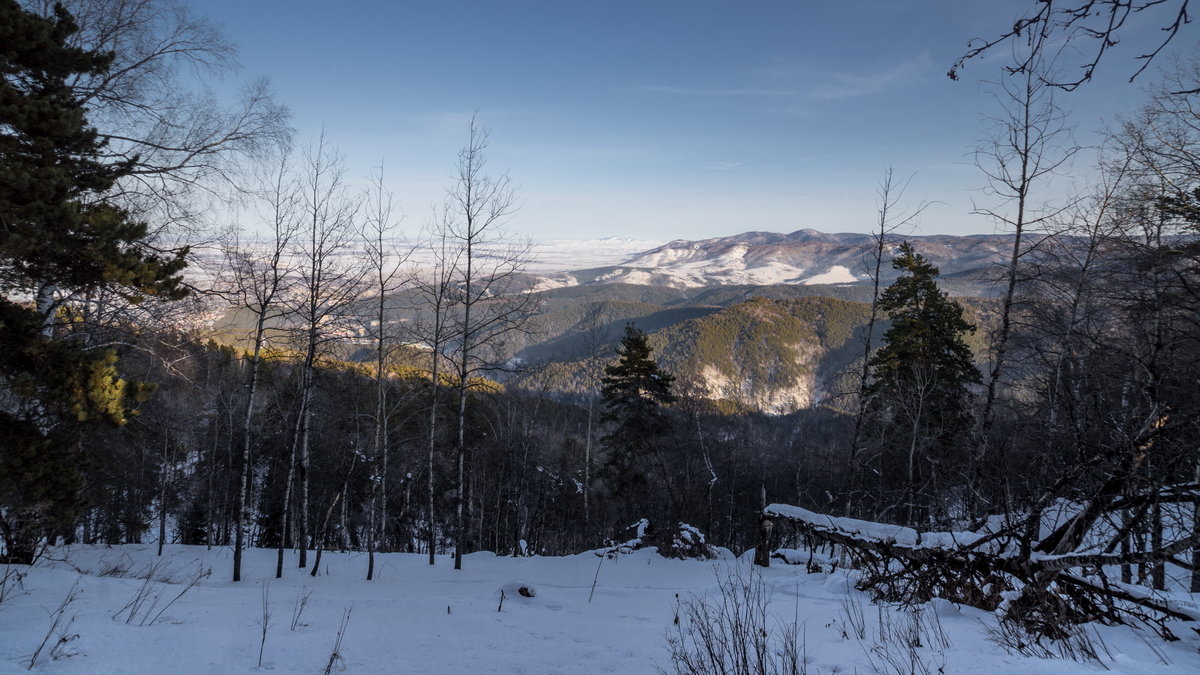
xmin=411 ymin=216 xmax=462 ymax=565
xmin=444 ymin=118 xmax=536 ymax=570
xmin=577 ymin=313 xmax=612 ymax=532
xmin=359 ymin=165 xmax=408 ymax=580
xmin=973 ymin=55 xmax=1076 ymax=511
xmin=20 ymin=0 xmax=290 ymax=391
xmin=36 ymin=0 xmax=290 ymax=221
xmin=218 ymin=147 xmax=300 ymax=581
xmin=282 ymin=133 xmax=362 ymax=573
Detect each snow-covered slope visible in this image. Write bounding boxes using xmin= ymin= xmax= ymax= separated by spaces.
xmin=535 ymin=229 xmax=1013 ymax=291
xmin=4 ymin=544 xmax=1194 ymax=674
xmin=199 ymin=230 xmax=1010 ymax=298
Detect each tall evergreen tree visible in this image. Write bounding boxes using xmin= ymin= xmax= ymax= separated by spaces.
xmin=0 ymin=0 xmax=187 ymax=563
xmin=599 ymin=324 xmax=676 ymax=496
xmin=865 ymin=242 xmax=979 ymax=525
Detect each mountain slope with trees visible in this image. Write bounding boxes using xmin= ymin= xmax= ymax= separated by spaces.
xmin=510 ymin=293 xmax=991 ymax=414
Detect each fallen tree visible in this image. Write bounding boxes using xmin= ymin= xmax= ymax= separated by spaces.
xmin=759 ymin=500 xmax=1199 ymax=640
xmin=757 ymin=412 xmax=1200 ymax=642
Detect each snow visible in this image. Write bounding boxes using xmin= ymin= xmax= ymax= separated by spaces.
xmin=633 ymin=518 xmax=650 ymax=539
xmin=587 ymin=240 xmax=864 ymax=289
xmin=763 ymin=503 xmax=987 ymax=549
xmin=597 ymin=240 xmax=813 ymax=288
xmin=0 ymin=543 xmax=1196 ymax=673
xmin=604 ymin=254 xmax=811 ymax=289
xmin=800 ymin=264 xmax=858 ymax=285
xmin=582 ymin=259 xmax=860 ymax=289
xmin=765 ymin=503 xmax=921 ymax=545
xmin=529 ymin=274 xmax=576 ymax=292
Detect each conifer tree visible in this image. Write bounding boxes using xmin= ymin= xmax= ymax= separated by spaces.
xmin=865 ymin=242 xmax=979 ymax=525
xmin=0 ymin=0 xmax=187 ymax=563
xmin=599 ymin=324 xmax=676 ymax=495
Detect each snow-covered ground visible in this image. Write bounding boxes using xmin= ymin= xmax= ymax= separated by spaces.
xmin=1 ymin=544 xmax=1196 ymax=674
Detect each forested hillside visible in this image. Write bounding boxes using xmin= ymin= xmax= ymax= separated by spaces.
xmin=514 ymin=296 xmax=877 ymax=412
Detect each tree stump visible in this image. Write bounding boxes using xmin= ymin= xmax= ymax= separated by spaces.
xmin=753 ymin=516 xmax=774 ymax=567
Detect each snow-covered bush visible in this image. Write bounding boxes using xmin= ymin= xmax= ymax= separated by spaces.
xmin=600 ymin=519 xmax=717 ymax=560
xmin=599 ymin=518 xmax=650 ymax=558
xmin=660 ymin=522 xmax=717 ymax=560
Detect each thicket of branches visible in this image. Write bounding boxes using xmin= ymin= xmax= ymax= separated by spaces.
xmin=757 ymin=45 xmax=1200 ymax=646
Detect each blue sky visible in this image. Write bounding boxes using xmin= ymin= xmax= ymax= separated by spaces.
xmin=194 ymin=0 xmax=1188 ymax=241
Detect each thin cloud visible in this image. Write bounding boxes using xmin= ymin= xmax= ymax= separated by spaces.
xmin=638 ymin=85 xmax=796 ymax=97
xmin=806 ymin=54 xmax=933 ymax=100
xmin=639 ymin=53 xmax=933 ymax=104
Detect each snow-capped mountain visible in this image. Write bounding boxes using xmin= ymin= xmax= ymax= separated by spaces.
xmin=537 ymin=229 xmax=1014 ymax=291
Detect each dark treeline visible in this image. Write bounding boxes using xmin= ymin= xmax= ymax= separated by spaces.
xmin=51 ymin=333 xmax=847 ymax=561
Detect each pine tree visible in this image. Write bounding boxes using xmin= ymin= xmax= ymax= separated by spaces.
xmin=0 ymin=0 xmax=187 ymax=564
xmin=865 ymin=242 xmax=979 ymax=526
xmin=599 ymin=324 xmax=676 ymax=495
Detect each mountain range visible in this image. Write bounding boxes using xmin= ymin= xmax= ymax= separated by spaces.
xmin=529 ymin=229 xmax=1013 ymax=295
xmin=211 ymin=229 xmax=1008 ymax=414
xmin=501 ymin=229 xmax=1004 ymax=412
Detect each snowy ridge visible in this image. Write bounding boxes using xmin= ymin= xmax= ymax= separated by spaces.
xmin=532 ymin=229 xmax=1012 ymax=290
xmin=200 ymin=229 xmax=1011 ymax=294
